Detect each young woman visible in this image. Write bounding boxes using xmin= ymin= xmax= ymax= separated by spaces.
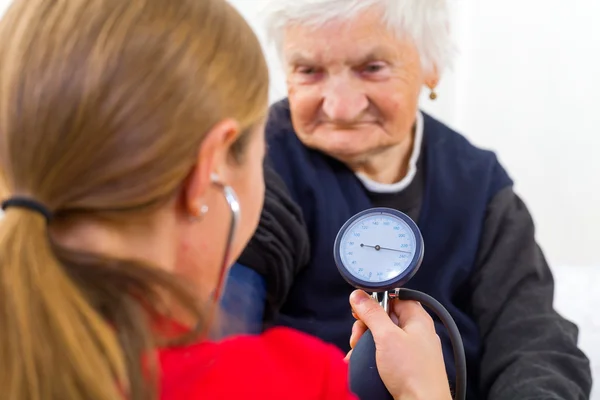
xmin=0 ymin=0 xmax=450 ymax=399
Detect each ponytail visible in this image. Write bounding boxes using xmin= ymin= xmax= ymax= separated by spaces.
xmin=0 ymin=209 xmax=204 ymax=400
xmin=0 ymin=210 xmax=126 ymax=399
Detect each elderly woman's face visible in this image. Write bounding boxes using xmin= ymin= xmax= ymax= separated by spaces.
xmin=283 ymin=9 xmax=438 ymax=164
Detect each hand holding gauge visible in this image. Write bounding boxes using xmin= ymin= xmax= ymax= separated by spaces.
xmin=333 ymin=208 xmax=467 ymax=400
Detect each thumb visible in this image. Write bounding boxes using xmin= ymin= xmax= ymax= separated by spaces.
xmin=350 ymin=290 xmax=396 ymax=333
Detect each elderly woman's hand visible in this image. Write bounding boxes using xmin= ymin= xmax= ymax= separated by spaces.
xmin=346 ymin=290 xmax=452 ymax=400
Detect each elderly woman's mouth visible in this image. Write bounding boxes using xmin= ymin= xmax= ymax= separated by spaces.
xmin=318 ymin=121 xmax=380 ymax=129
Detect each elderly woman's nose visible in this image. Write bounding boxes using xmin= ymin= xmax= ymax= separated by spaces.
xmin=322 ymin=80 xmax=368 ymax=122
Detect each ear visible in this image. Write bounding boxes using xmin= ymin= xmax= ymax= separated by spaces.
xmin=424 ymin=64 xmax=441 ymax=90
xmin=183 ymin=119 xmax=240 ymax=215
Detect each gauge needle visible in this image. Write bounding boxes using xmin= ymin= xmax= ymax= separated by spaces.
xmin=360 ymin=243 xmax=412 ymax=254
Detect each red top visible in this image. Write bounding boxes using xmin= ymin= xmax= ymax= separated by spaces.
xmin=158 ymin=327 xmax=357 ymax=400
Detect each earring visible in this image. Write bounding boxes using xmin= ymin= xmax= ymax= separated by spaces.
xmin=210 ymin=172 xmax=220 ymax=183
xmin=429 ymin=88 xmax=438 ymax=101
xmin=189 ymin=203 xmax=209 ymax=221
xmin=199 ymin=204 xmax=209 ymax=216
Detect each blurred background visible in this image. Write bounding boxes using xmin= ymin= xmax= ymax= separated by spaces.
xmin=0 ymin=0 xmax=598 ymax=394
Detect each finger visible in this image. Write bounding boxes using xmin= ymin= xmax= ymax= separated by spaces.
xmin=349 ymin=290 xmax=397 ymax=334
xmin=391 ymin=298 xmax=436 ymax=333
xmin=349 ymin=319 xmax=367 ymax=349
xmin=344 ymin=349 xmax=353 ymax=363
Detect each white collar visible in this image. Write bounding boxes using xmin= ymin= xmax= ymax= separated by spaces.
xmin=355 ymin=111 xmax=424 ymax=194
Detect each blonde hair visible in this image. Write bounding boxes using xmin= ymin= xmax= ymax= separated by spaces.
xmin=0 ymin=0 xmax=268 ymax=399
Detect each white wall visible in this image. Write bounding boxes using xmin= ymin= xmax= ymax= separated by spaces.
xmin=454 ymin=0 xmax=600 ymax=269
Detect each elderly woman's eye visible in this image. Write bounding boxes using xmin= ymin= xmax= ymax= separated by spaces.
xmin=298 ymin=66 xmax=319 ymax=75
xmin=363 ymin=63 xmax=385 ymax=73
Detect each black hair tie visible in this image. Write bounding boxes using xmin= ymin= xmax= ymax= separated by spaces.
xmin=1 ymin=196 xmax=53 ymax=222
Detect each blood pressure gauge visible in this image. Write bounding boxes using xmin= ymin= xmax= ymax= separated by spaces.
xmin=333 ymin=207 xmax=423 ymax=292
xmin=335 ymin=208 xmax=467 ymax=400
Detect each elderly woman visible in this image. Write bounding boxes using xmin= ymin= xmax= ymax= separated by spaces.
xmin=229 ymin=0 xmax=593 ymax=399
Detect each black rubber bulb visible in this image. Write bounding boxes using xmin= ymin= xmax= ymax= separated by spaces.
xmin=348 ymin=329 xmax=394 ymax=400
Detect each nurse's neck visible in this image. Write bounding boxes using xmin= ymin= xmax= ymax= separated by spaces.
xmin=50 ymin=210 xmax=178 ymax=275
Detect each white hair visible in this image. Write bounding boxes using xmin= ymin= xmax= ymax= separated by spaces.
xmin=262 ymin=0 xmax=455 ymax=74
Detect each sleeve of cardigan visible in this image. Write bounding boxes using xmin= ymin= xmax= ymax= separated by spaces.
xmin=236 ymin=160 xmax=311 ymax=321
xmin=470 ymin=186 xmax=592 ymax=399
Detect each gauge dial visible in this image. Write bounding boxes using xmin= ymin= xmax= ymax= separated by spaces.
xmin=334 ymin=208 xmax=423 ymax=291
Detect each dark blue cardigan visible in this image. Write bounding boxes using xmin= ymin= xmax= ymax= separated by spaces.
xmin=262 ymin=100 xmax=513 ymax=396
